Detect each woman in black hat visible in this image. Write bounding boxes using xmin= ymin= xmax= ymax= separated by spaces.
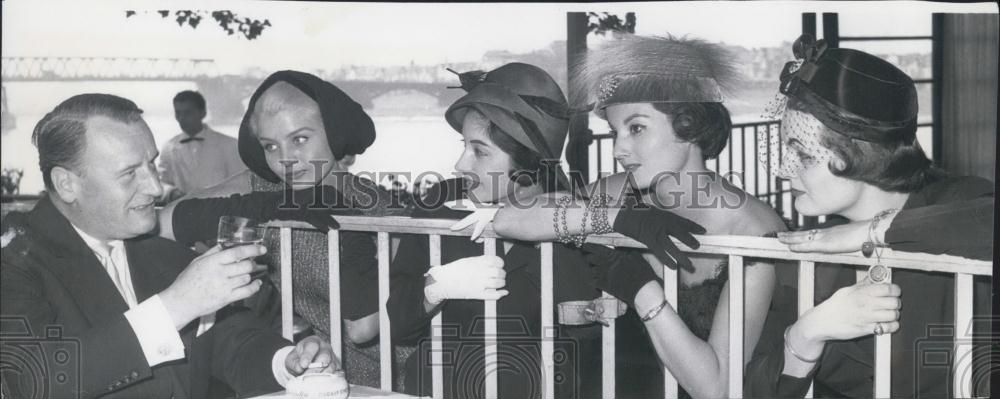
xmin=484 ymin=35 xmax=787 ymax=399
xmin=744 ymin=35 xmax=992 ymax=398
xmin=386 ymin=62 xmax=603 ymax=399
xmin=158 ymin=70 xmax=412 ymax=388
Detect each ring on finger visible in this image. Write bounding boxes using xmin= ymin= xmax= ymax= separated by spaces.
xmin=873 ymin=322 xmax=885 ymax=336
xmin=808 ymin=229 xmax=818 ymax=241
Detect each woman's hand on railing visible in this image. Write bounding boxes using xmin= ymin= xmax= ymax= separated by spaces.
xmin=447 ymin=200 xmax=503 ymax=242
xmin=777 ymin=217 xmax=891 ymax=254
xmin=612 ymin=205 xmax=705 ymax=272
xmin=581 ymin=244 xmax=659 ymax=305
xmin=796 ymin=278 xmax=902 ymax=344
xmin=423 ymin=255 xmax=508 ymax=305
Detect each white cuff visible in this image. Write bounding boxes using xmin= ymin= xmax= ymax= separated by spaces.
xmin=124 ymin=294 xmax=186 ymax=367
xmin=271 ymin=346 xmax=296 ymax=387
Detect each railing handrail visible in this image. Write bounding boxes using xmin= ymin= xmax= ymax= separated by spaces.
xmin=266 ymin=216 xmax=992 ymax=276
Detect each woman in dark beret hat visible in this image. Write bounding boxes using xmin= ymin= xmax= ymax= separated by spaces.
xmin=159 ymin=70 xmax=413 ymax=389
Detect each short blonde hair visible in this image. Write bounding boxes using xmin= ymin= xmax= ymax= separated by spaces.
xmin=248 ymin=81 xmax=321 ymax=134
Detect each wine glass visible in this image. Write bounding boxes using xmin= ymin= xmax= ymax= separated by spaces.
xmin=217 ymin=216 xmax=265 ymax=249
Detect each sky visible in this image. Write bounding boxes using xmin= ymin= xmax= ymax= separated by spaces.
xmin=3 ymin=1 xmax=996 ymax=74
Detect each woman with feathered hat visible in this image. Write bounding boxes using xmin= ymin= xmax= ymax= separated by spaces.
xmin=476 ymin=35 xmax=788 ymax=398
xmin=744 ymin=35 xmax=992 ymax=399
xmin=386 ymin=62 xmax=603 ymax=398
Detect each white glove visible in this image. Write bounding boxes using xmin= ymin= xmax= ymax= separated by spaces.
xmin=424 ymin=255 xmax=508 ymax=305
xmin=447 ymin=200 xmax=504 ymax=242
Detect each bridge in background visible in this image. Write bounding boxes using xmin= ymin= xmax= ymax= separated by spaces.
xmin=1 ymin=57 xmax=463 ymax=120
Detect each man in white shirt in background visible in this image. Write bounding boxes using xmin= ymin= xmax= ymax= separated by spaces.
xmin=158 ymin=90 xmax=245 ymax=201
xmin=1 ymin=93 xmax=334 ymax=398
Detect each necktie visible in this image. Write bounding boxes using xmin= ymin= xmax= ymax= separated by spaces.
xmin=103 ymin=241 xmax=138 ymax=308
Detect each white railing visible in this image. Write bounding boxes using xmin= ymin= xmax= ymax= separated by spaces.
xmin=269 ymin=216 xmax=993 ymax=399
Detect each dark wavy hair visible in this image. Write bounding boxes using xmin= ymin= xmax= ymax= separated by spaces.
xmin=651 ymin=102 xmax=732 ymax=160
xmin=484 ymin=114 xmax=564 ymax=194
xmin=788 ymin=99 xmax=945 ymax=192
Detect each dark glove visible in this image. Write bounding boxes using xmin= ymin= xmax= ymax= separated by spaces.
xmin=172 ymin=185 xmax=347 ymax=246
xmin=581 ymin=244 xmax=659 ymax=304
xmin=612 ymin=205 xmax=705 ymax=272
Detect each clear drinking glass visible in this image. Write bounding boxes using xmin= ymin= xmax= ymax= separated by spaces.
xmin=216 ymin=216 xmax=265 ymax=249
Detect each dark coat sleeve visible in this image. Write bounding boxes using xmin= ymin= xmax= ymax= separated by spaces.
xmin=885 ymin=176 xmax=994 ymax=260
xmin=743 ymin=284 xmax=817 ymax=399
xmin=386 ymin=232 xmax=435 ymax=344
xmin=0 ymin=234 xmax=154 ymax=398
xmin=201 ymin=306 xmax=289 ymax=396
xmin=385 ymin=179 xmax=468 ymax=344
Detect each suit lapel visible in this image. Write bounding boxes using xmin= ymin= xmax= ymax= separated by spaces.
xmin=26 ymin=197 xmax=129 ymax=324
xmin=125 ymin=239 xmax=179 ymax=302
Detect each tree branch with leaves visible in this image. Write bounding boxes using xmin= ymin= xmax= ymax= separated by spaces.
xmin=126 ymin=10 xmax=272 ymax=40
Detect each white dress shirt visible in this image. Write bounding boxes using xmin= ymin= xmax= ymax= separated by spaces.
xmin=71 ymin=225 xmax=297 ymax=386
xmin=158 ymin=125 xmax=246 ymax=195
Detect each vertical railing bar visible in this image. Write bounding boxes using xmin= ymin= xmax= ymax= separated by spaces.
xmin=540 ymin=243 xmax=555 ymax=399
xmin=727 ymin=130 xmax=733 ymax=175
xmin=798 ymin=260 xmax=816 ymax=398
xmin=753 ymin=125 xmax=760 ymax=197
xmin=601 ymin=291 xmax=616 ymax=399
xmin=280 ymin=227 xmax=293 ymax=340
xmin=765 ymin=125 xmax=773 ymax=208
xmin=377 ymin=232 xmax=392 ymax=391
xmin=328 ymin=230 xmax=343 ymax=360
xmin=663 ymin=265 xmax=679 ymax=399
xmin=856 ymin=267 xmax=891 ymax=398
xmin=728 ymin=255 xmax=745 ymax=398
xmin=740 ymin=126 xmax=747 ymax=190
xmin=429 ymin=235 xmax=444 ymax=399
xmin=483 ymin=238 xmax=498 ymax=399
xmin=874 ymin=270 xmax=892 ymax=399
xmin=953 ymin=273 xmax=973 ymax=398
xmin=597 ymin=138 xmax=603 ymax=175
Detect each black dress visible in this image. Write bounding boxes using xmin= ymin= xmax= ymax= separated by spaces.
xmin=386 ymin=182 xmax=603 ymax=399
xmin=744 ymin=176 xmax=994 ymax=398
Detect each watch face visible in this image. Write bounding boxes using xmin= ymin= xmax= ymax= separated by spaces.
xmin=868 ymin=264 xmax=890 ymax=283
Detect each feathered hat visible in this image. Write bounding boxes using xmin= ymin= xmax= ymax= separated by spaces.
xmin=575 ymin=35 xmax=741 ymax=118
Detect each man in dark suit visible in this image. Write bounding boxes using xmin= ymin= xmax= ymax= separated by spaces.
xmin=1 ymin=94 xmax=336 ymax=398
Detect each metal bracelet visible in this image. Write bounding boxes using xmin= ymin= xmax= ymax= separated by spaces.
xmin=640 ymin=300 xmax=669 ymax=322
xmin=783 ymin=326 xmax=821 ymax=363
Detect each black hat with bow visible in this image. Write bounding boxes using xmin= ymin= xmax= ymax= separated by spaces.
xmin=779 ymin=34 xmax=919 ymax=143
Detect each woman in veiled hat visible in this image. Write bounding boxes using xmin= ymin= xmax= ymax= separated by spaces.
xmin=157 ymin=70 xmax=414 ymax=389
xmin=479 ymin=35 xmax=788 ymax=398
xmin=385 ymin=62 xmax=603 ymax=399
xmin=744 ymin=35 xmax=992 ymax=399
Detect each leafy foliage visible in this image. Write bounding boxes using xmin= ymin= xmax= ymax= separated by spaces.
xmin=587 ymin=12 xmax=636 ymax=36
xmin=125 ymin=10 xmax=271 ymax=40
